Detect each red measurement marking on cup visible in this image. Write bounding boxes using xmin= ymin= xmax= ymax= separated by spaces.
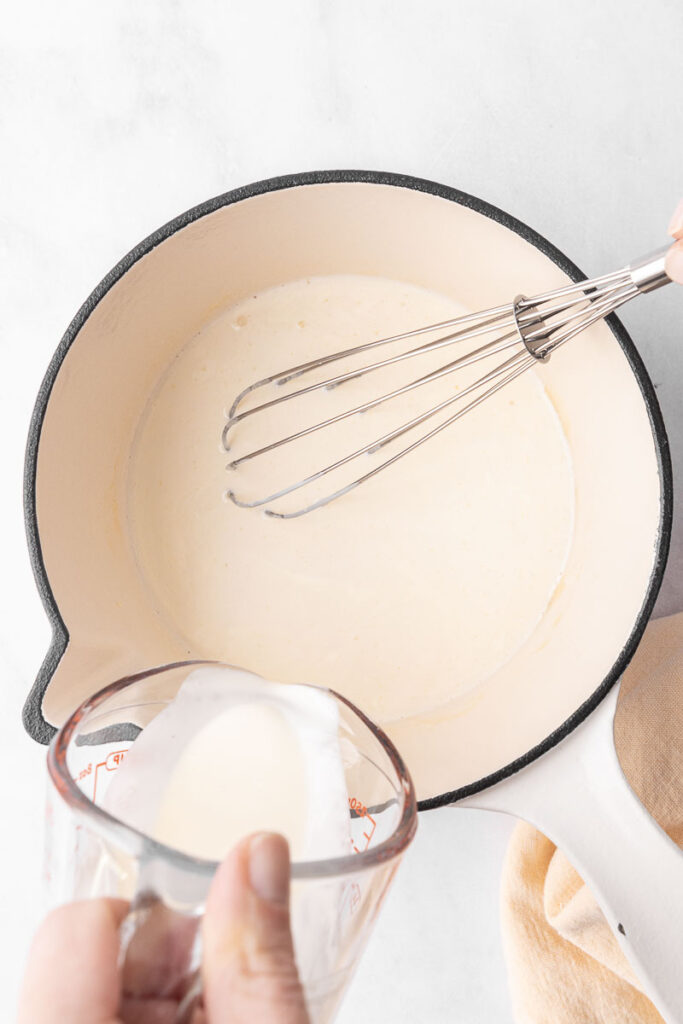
xmin=92 ymin=749 xmax=129 ymax=803
xmin=349 ymin=796 xmax=376 ymax=853
xmin=340 ymin=880 xmax=362 ymax=919
xmin=345 ymin=882 xmax=361 ymax=916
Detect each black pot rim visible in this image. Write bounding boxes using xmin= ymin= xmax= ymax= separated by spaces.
xmin=23 ymin=169 xmax=674 ymax=811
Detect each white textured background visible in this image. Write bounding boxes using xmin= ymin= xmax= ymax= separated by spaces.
xmin=2 ymin=2 xmax=682 ymax=1020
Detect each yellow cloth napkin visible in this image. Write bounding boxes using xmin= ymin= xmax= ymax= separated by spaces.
xmin=501 ymin=611 xmax=683 ymax=1023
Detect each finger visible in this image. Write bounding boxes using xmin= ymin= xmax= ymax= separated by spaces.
xmin=202 ymin=833 xmax=310 ymax=1024
xmin=666 ymin=239 xmax=683 ymax=285
xmin=119 ymin=997 xmax=179 ymax=1024
xmin=668 ymin=198 xmax=683 ymax=239
xmin=17 ymin=898 xmax=128 ymax=1024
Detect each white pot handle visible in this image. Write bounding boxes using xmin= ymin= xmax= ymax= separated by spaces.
xmin=460 ymin=681 xmax=683 ymax=1024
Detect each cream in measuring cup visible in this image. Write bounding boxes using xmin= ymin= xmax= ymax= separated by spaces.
xmin=103 ymin=665 xmax=351 ymax=861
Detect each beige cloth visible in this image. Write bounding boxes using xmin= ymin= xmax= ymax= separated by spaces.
xmin=501 ymin=612 xmax=683 ymax=1023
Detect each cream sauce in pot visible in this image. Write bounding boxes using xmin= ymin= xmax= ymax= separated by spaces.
xmin=128 ymin=274 xmax=575 ymax=724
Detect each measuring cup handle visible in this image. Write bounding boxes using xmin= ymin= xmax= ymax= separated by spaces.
xmin=461 ymin=681 xmax=683 ymax=1024
xmin=118 ymin=884 xmax=203 ymax=1022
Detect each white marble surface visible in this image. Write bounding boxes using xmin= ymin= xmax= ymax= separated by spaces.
xmin=2 ymin=1 xmax=683 ymax=1020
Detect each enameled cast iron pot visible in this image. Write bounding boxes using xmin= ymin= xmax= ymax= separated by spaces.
xmin=24 ymin=171 xmax=683 ymax=1020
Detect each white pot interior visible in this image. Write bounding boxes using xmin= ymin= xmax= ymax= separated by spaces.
xmin=33 ymin=181 xmax=664 ymax=802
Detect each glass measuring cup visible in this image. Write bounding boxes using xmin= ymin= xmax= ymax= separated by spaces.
xmin=45 ymin=661 xmax=418 ymax=1023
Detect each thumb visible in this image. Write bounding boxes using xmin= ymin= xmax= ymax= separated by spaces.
xmin=666 ymin=200 xmax=683 ymax=285
xmin=666 ymin=239 xmax=683 ymax=285
xmin=202 ymin=833 xmax=310 ymax=1024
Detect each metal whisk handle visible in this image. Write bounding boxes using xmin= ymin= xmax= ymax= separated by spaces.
xmin=627 ymin=245 xmax=673 ymax=294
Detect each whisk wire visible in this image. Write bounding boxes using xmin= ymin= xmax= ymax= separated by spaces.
xmin=227 ymin=348 xmax=532 ymax=512
xmin=224 ymin=309 xmax=521 ymax=444
xmin=226 ymin=330 xmax=522 ymax=470
xmin=264 ymin=354 xmax=536 ymax=520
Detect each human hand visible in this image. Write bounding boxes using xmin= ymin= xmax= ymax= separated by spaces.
xmin=666 ymin=199 xmax=683 ymax=284
xmin=18 ymin=832 xmax=310 ymax=1024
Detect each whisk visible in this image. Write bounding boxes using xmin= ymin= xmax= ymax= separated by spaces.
xmin=223 ymin=244 xmax=678 ymax=519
